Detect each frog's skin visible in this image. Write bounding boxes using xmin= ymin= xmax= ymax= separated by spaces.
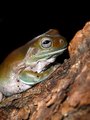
xmin=0 ymin=29 xmax=67 ymax=101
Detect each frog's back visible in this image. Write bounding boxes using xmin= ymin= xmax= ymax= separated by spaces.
xmin=0 ymin=43 xmax=30 ymax=81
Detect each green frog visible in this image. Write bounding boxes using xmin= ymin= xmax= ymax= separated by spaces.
xmin=0 ymin=29 xmax=67 ymax=101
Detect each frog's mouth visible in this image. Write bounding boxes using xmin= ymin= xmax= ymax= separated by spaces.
xmin=35 ymin=47 xmax=67 ymax=60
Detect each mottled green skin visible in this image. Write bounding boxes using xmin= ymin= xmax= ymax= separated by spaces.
xmin=0 ymin=29 xmax=67 ymax=98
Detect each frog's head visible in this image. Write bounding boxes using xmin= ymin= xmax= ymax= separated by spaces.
xmin=25 ymin=29 xmax=68 ymax=65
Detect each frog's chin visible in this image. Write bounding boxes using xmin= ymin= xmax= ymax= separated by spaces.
xmin=25 ymin=48 xmax=67 ymax=73
xmin=35 ymin=48 xmax=67 ymax=73
xmin=46 ymin=57 xmax=56 ymax=63
xmin=31 ymin=57 xmax=56 ymax=73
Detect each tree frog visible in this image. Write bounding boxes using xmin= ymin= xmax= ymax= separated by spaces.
xmin=0 ymin=29 xmax=67 ymax=101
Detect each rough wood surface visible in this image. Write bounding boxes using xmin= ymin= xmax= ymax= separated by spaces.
xmin=0 ymin=22 xmax=90 ymax=120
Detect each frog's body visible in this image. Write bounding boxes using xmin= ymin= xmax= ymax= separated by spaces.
xmin=0 ymin=29 xmax=67 ymax=100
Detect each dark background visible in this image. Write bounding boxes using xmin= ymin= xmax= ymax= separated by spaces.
xmin=0 ymin=4 xmax=90 ymax=63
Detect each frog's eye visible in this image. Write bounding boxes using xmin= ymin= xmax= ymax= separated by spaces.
xmin=41 ymin=38 xmax=52 ymax=48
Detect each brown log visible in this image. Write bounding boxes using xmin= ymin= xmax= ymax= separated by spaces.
xmin=0 ymin=21 xmax=90 ymax=120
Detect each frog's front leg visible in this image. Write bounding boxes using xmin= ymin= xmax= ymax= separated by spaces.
xmin=18 ymin=65 xmax=59 ymax=85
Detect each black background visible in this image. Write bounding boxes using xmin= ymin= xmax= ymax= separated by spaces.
xmin=0 ymin=3 xmax=90 ymax=63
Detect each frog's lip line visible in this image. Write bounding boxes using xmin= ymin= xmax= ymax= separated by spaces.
xmin=35 ymin=47 xmax=67 ymax=58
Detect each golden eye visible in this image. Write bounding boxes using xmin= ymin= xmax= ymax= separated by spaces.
xmin=59 ymin=39 xmax=64 ymax=44
xmin=41 ymin=37 xmax=52 ymax=48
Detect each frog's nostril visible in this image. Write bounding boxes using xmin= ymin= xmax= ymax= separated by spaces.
xmin=59 ymin=39 xmax=64 ymax=44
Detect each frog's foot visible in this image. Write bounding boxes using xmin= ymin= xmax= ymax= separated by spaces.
xmin=0 ymin=92 xmax=3 ymax=102
xmin=19 ymin=63 xmax=60 ymax=85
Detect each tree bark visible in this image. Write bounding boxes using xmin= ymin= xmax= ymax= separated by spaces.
xmin=0 ymin=22 xmax=90 ymax=120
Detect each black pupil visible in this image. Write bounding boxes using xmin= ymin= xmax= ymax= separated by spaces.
xmin=43 ymin=40 xmax=50 ymax=44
